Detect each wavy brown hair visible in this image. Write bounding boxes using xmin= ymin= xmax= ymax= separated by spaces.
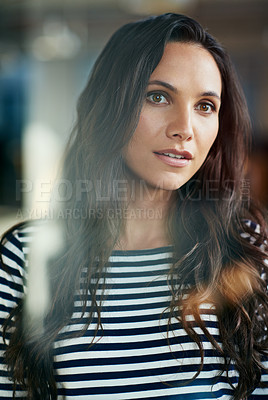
xmin=1 ymin=13 xmax=268 ymax=399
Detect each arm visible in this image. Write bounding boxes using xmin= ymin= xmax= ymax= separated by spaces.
xmin=243 ymin=220 xmax=268 ymax=398
xmin=0 ymin=224 xmax=29 ymax=398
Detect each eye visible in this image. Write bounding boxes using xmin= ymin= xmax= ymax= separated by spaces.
xmin=146 ymin=92 xmax=169 ymax=105
xmin=196 ymin=102 xmax=216 ymax=114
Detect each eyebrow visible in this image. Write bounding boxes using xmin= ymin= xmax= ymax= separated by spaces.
xmin=148 ymin=80 xmax=178 ymax=93
xmin=148 ymin=80 xmax=221 ymax=100
xmin=200 ymin=91 xmax=221 ymax=100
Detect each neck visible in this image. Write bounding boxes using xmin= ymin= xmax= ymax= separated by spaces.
xmin=115 ymin=181 xmax=176 ymax=251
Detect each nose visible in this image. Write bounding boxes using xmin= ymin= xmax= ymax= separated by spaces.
xmin=166 ymin=107 xmax=193 ymax=142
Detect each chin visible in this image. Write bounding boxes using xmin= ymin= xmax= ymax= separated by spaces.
xmin=158 ymin=177 xmax=190 ymax=191
xmin=148 ymin=179 xmax=187 ymax=192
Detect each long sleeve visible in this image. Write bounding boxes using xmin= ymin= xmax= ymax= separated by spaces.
xmin=0 ymin=224 xmax=29 ymax=398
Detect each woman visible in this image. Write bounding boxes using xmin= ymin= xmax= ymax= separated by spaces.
xmin=0 ymin=13 xmax=267 ymax=400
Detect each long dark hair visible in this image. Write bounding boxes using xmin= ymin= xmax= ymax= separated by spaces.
xmin=1 ymin=13 xmax=268 ymax=399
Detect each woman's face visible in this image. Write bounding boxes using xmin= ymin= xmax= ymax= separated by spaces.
xmin=123 ymin=42 xmax=222 ymax=194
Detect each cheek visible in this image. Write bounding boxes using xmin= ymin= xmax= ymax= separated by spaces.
xmin=197 ymin=126 xmax=218 ymax=161
xmin=208 ymin=130 xmax=218 ymax=150
xmin=128 ymin=117 xmax=153 ymax=151
xmin=134 ymin=123 xmax=149 ymax=143
xmin=205 ymin=121 xmax=219 ymax=150
xmin=135 ymin=108 xmax=162 ymax=138
xmin=123 ymin=132 xmax=145 ymax=165
xmin=211 ymin=124 xmax=219 ymax=147
xmin=123 ymin=116 xmax=146 ymax=156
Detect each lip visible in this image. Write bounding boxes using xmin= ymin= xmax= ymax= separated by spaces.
xmin=154 ymin=148 xmax=193 ymax=167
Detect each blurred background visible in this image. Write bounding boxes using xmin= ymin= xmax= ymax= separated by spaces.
xmin=0 ymin=0 xmax=267 ymax=234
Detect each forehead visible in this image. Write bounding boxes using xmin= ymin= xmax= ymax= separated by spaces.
xmin=150 ymin=42 xmax=222 ymax=94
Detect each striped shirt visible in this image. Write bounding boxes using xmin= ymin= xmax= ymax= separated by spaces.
xmin=0 ymin=221 xmax=267 ymax=399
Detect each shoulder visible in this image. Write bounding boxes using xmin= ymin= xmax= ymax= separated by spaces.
xmin=0 ymin=221 xmax=40 ymax=291
xmin=241 ymin=219 xmax=268 ymax=287
xmin=242 ymin=219 xmax=261 ymax=234
xmin=241 ymin=219 xmax=267 ymax=250
xmin=1 ymin=221 xmax=39 ymax=264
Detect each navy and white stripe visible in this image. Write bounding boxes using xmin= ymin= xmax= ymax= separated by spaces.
xmin=0 ymin=222 xmax=268 ymax=399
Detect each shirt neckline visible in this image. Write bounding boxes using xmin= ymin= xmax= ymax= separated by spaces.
xmin=111 ymin=245 xmax=174 ymax=256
